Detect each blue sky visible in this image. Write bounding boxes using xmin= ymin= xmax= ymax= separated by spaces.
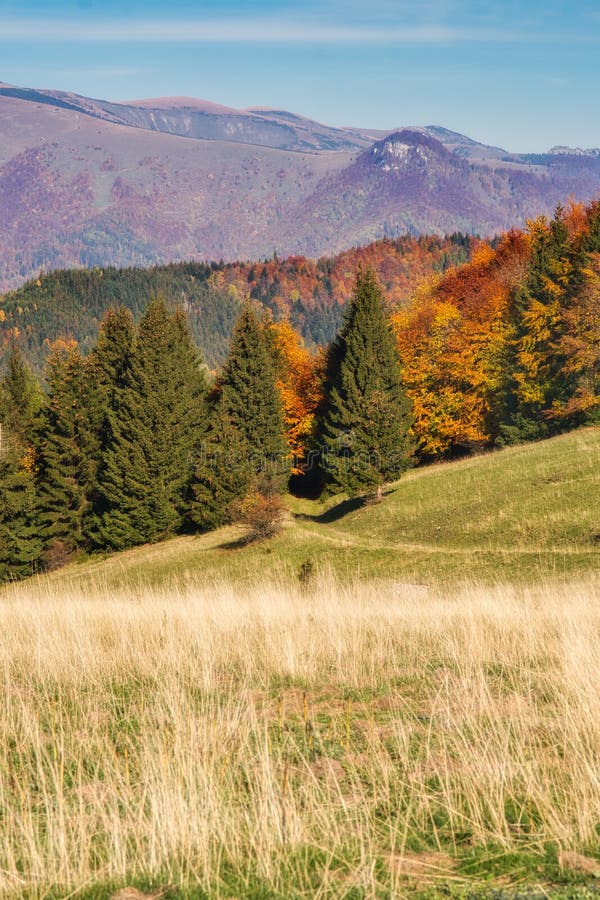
xmin=1 ymin=0 xmax=599 ymax=151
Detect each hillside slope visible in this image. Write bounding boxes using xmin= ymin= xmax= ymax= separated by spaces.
xmin=21 ymin=428 xmax=600 ymax=593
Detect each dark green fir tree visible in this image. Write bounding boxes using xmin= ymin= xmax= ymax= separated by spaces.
xmin=496 ymin=210 xmax=570 ymax=444
xmin=190 ymin=397 xmax=252 ymax=531
xmin=35 ymin=345 xmax=101 ymax=561
xmin=83 ymin=306 xmax=135 ymax=543
xmin=93 ymin=298 xmax=207 ymax=550
xmin=0 ymin=342 xmax=43 ymax=582
xmin=320 ymin=267 xmax=413 ymax=498
xmin=217 ymin=302 xmax=287 ymax=489
xmin=171 ymin=305 xmax=211 ymax=523
xmin=0 ymin=341 xmax=43 ymax=442
xmin=90 ymin=306 xmax=135 ymax=401
xmin=0 ymin=444 xmax=42 ymax=583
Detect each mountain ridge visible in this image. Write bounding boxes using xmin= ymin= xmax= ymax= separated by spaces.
xmin=1 ymin=82 xmax=600 ymax=290
xmin=4 ymin=81 xmax=599 ymax=159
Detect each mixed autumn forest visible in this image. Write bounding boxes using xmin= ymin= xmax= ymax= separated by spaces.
xmin=2 ymin=198 xmax=600 ymax=583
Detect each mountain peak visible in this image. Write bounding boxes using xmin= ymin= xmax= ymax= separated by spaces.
xmin=365 ymin=129 xmax=451 ymax=173
xmin=548 ymin=145 xmax=600 ymax=158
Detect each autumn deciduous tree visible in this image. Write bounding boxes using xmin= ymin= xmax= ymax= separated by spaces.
xmin=395 ymin=235 xmax=528 ymax=456
xmin=269 ymin=320 xmax=324 ymax=474
xmin=393 ymin=203 xmax=600 ymax=454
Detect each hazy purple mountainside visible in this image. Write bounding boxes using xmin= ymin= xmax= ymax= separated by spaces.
xmin=1 ymin=81 xmax=600 ymax=290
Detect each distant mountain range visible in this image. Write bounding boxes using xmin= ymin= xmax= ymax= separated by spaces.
xmin=1 ymin=81 xmax=600 ymax=290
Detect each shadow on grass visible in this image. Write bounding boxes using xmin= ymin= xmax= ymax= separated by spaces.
xmin=295 ymin=495 xmax=368 ymax=524
xmin=217 ymin=536 xmax=253 ymax=550
xmin=296 ymin=486 xmax=398 ymax=524
xmin=217 ymin=529 xmax=277 ymax=551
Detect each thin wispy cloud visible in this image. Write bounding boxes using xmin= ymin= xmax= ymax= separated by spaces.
xmin=0 ymin=16 xmax=541 ymax=44
xmin=0 ymin=0 xmax=596 ymax=151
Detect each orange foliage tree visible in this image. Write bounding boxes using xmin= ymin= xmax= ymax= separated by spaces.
xmin=394 ymin=234 xmax=529 ymax=456
xmin=269 ymin=321 xmax=324 ymax=473
xmin=211 ymin=234 xmax=474 ymax=328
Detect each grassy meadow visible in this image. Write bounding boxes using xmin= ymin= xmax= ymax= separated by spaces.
xmin=2 ymin=429 xmax=600 ymax=897
xmin=47 ymin=426 xmax=600 ymax=591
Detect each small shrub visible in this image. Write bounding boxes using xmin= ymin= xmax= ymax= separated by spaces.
xmin=42 ymin=538 xmax=75 ymax=572
xmin=229 ymin=491 xmax=286 ymax=544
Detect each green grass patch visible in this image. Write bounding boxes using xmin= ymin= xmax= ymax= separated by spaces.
xmin=32 ymin=427 xmax=600 ymax=594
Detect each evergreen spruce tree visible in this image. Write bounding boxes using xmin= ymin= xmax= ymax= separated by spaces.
xmin=83 ymin=307 xmax=135 ymax=542
xmin=0 ymin=342 xmax=44 ymax=581
xmin=35 ymin=346 xmax=101 ymax=560
xmin=217 ymin=303 xmax=288 ymax=488
xmin=189 ymin=303 xmax=287 ymax=531
xmin=0 ymin=342 xmax=42 ymax=583
xmin=190 ymin=398 xmax=252 ymax=531
xmin=497 ymin=212 xmax=570 ymax=444
xmin=0 ymin=445 xmax=42 ymax=582
xmin=91 ymin=306 xmax=135 ymax=398
xmin=94 ymin=298 xmax=207 ymax=550
xmin=320 ymin=267 xmax=413 ymax=497
xmin=0 ymin=341 xmax=43 ymax=442
xmin=171 ymin=306 xmax=211 ymax=523
xmin=554 ymin=200 xmax=600 ymax=429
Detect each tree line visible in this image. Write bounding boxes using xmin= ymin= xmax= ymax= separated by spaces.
xmin=0 ymin=269 xmax=412 ymax=583
xmin=0 ymin=233 xmax=473 ymax=373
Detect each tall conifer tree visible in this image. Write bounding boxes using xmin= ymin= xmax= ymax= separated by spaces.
xmin=83 ymin=307 xmax=135 ymax=542
xmin=190 ymin=397 xmax=252 ymax=530
xmin=0 ymin=341 xmax=42 ymax=442
xmin=320 ymin=267 xmax=413 ymax=497
xmin=35 ymin=346 xmax=101 ymax=557
xmin=0 ymin=344 xmax=43 ymax=581
xmin=0 ymin=447 xmax=42 ymax=582
xmin=94 ymin=298 xmax=207 ymax=550
xmin=498 ymin=211 xmax=570 ymax=443
xmin=217 ymin=303 xmax=287 ymax=487
xmin=91 ymin=306 xmax=135 ymax=399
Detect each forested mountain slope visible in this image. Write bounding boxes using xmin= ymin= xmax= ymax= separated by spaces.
xmin=0 ymin=233 xmax=474 ymax=369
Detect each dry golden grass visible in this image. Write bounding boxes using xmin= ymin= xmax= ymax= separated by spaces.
xmin=1 ymin=573 xmax=600 ymax=896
